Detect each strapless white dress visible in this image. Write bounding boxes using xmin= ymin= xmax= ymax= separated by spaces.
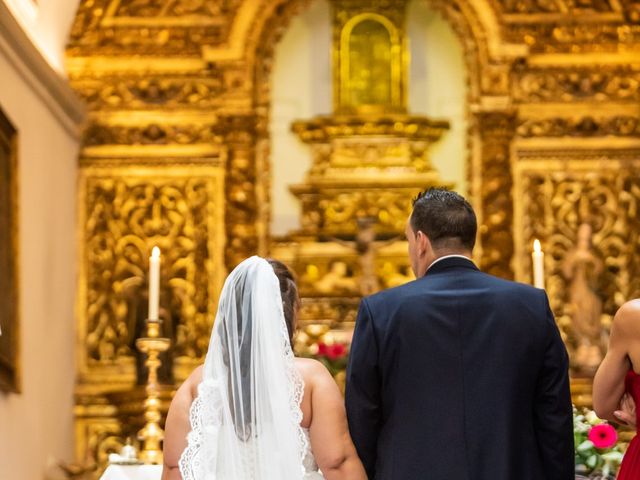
xmin=302 ymin=428 xmax=324 ymax=479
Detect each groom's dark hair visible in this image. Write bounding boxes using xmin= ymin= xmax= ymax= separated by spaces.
xmin=410 ymin=188 xmax=477 ymax=251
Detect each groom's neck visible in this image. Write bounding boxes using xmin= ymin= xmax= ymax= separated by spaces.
xmin=432 ymin=248 xmax=473 ymax=260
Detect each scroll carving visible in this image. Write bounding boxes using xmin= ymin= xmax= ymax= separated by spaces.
xmin=517 ymin=115 xmax=640 ymax=137
xmin=83 ymin=123 xmax=220 ymax=146
xmin=71 ymin=76 xmax=226 ymax=111
xmin=514 ymin=69 xmax=640 ymax=103
xmin=518 ymin=164 xmax=640 ymax=336
xmin=80 ymin=170 xmax=224 ymax=368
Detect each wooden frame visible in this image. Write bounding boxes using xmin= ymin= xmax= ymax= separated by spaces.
xmin=0 ymin=106 xmax=19 ymax=393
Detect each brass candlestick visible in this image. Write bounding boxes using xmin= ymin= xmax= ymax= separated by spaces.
xmin=136 ymin=318 xmax=170 ymax=465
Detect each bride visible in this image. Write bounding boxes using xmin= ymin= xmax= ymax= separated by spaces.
xmin=161 ymin=257 xmax=366 ymax=480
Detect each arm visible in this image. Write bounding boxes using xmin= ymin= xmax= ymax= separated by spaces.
xmin=593 ymin=302 xmax=637 ymax=422
xmin=533 ymin=293 xmax=574 ymax=480
xmin=307 ymin=361 xmax=367 ymax=480
xmin=373 ymin=234 xmax=402 ymax=250
xmin=161 ymin=367 xmax=202 ymax=480
xmin=345 ymin=299 xmax=380 ymax=479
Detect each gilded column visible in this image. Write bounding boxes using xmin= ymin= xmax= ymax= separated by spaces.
xmin=218 ymin=114 xmax=260 ymax=268
xmin=475 ymin=109 xmax=516 ymax=280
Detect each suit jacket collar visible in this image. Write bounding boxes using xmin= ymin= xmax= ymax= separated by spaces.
xmin=424 ymin=255 xmax=478 ymax=276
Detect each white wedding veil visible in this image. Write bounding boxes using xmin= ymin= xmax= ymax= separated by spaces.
xmin=179 ymin=256 xmax=307 ymax=479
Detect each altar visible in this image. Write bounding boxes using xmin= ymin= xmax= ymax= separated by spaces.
xmin=100 ymin=465 xmax=162 ymax=480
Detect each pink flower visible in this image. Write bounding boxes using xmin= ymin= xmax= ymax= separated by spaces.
xmin=588 ymin=424 xmax=618 ymax=449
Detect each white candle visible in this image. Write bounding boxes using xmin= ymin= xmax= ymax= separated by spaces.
xmin=532 ymin=239 xmax=545 ymax=290
xmin=148 ymin=247 xmax=161 ymax=320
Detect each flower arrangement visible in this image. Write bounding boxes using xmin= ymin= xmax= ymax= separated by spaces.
xmin=314 ymin=342 xmax=349 ymax=377
xmin=574 ymin=406 xmax=624 ymax=478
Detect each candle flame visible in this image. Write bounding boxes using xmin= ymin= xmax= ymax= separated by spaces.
xmin=151 ymin=246 xmax=160 ymax=258
xmin=533 ymin=239 xmax=541 ymax=253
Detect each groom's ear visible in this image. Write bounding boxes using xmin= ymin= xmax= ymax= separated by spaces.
xmin=416 ymin=230 xmax=430 ymax=257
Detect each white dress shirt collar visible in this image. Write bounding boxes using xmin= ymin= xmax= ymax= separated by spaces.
xmin=426 ymin=254 xmax=474 ymax=272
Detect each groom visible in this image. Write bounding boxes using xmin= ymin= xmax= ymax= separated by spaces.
xmin=346 ymin=188 xmax=574 ymax=479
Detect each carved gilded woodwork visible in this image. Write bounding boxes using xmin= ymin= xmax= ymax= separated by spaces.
xmin=291 ymin=114 xmax=450 ymax=143
xmin=271 ymin=240 xmax=413 ymax=325
xmin=77 ymin=164 xmax=226 ymax=388
xmin=508 ymin=25 xmax=640 ymax=52
xmin=83 ymin=122 xmax=220 ymax=146
xmin=67 ymin=0 xmax=640 ymax=469
xmin=514 ymin=66 xmax=640 ymax=103
xmin=513 ymin=154 xmax=640 ymax=371
xmin=67 ymin=0 xmax=242 ymax=56
xmin=217 ymin=114 xmax=263 ymax=265
xmin=288 ymin=114 xmax=450 ymax=236
xmin=498 ymin=0 xmax=617 ymax=14
xmin=105 ymin=0 xmax=231 ymax=19
xmin=475 ymin=110 xmax=517 ymax=279
xmin=72 ymin=75 xmax=226 ymax=111
xmin=75 ymin=163 xmax=225 ymax=472
xmin=292 ymin=187 xmax=434 ymax=234
xmin=494 ymin=0 xmax=640 ymax=52
xmin=75 ymin=388 xmax=175 ymax=468
xmin=517 ymin=115 xmax=640 ymax=137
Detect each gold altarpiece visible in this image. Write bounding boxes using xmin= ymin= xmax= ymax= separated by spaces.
xmin=272 ymin=0 xmax=451 ymax=352
xmin=66 ymin=0 xmax=640 ymax=474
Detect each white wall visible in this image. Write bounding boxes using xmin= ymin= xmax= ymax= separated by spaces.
xmin=0 ymin=16 xmax=80 ymax=480
xmin=269 ymin=0 xmax=468 ymax=236
xmin=2 ymin=0 xmax=81 ymax=72
xmin=407 ymin=0 xmax=468 ymax=195
xmin=269 ymin=0 xmax=332 ymax=236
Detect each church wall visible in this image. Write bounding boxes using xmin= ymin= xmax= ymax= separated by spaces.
xmin=407 ymin=0 xmax=468 ymax=195
xmin=3 ymin=0 xmax=81 ymax=72
xmin=270 ymin=0 xmax=332 ymax=237
xmin=0 ymin=21 xmax=81 ymax=480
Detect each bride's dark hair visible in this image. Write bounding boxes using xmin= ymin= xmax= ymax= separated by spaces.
xmin=266 ymin=258 xmax=299 ymax=347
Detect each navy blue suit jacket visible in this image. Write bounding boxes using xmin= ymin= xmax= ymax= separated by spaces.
xmin=345 ymin=256 xmax=574 ymax=479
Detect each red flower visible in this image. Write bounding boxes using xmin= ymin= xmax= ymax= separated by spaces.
xmin=317 ymin=342 xmax=329 ymax=356
xmin=326 ymin=343 xmax=346 ymax=360
xmin=588 ymin=423 xmax=618 ymax=449
xmin=315 ymin=342 xmax=348 ymax=360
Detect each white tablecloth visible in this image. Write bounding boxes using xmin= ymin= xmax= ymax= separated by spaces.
xmin=100 ymin=464 xmax=163 ymax=480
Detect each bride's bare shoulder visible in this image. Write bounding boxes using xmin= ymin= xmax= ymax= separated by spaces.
xmin=183 ymin=364 xmax=204 ymax=399
xmin=294 ymin=357 xmax=333 ymax=385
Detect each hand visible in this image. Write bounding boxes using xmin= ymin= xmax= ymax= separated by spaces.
xmin=614 ymin=393 xmax=637 ymax=428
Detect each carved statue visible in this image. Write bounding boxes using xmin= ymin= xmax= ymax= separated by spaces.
xmin=314 ymin=261 xmax=359 ymax=295
xmin=354 ymin=217 xmax=381 ymax=296
xmin=562 ymin=223 xmax=605 ymax=373
xmin=332 ymin=217 xmax=399 ymax=296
